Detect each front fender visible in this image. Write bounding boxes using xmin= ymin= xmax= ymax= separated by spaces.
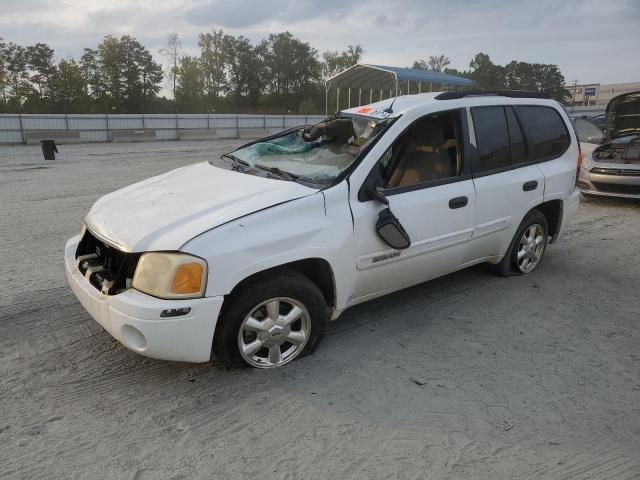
xmin=181 ymin=190 xmax=353 ymax=309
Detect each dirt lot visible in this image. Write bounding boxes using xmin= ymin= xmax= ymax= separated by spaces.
xmin=1 ymin=141 xmax=639 ymax=479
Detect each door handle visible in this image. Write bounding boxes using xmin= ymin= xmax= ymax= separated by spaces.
xmin=449 ymin=196 xmax=468 ymax=209
xmin=523 ymin=180 xmax=538 ymax=191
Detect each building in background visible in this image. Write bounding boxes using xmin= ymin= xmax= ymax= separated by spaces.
xmin=569 ymin=82 xmax=640 ymax=106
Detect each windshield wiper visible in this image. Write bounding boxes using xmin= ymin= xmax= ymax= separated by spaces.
xmin=254 ymin=164 xmax=299 ymax=181
xmin=222 ymin=153 xmax=250 ymax=172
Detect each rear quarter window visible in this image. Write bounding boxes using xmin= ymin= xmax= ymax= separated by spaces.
xmin=471 ymin=106 xmax=511 ymax=173
xmin=516 ymin=106 xmax=570 ymax=161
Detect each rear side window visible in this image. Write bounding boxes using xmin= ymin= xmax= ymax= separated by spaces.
xmin=516 ymin=106 xmax=570 ymax=161
xmin=505 ymin=106 xmax=527 ymax=165
xmin=471 ymin=106 xmax=510 ymax=173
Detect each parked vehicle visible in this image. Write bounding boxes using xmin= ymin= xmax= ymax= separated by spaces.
xmin=66 ymin=90 xmax=581 ymax=368
xmin=573 ymin=116 xmax=606 ymax=160
xmin=578 ymin=91 xmax=640 ymax=198
xmin=588 ymin=114 xmax=607 ymax=131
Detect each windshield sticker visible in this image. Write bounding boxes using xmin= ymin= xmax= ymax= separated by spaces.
xmin=355 ymin=106 xmax=391 ymax=119
xmin=367 ymin=109 xmax=392 ymax=119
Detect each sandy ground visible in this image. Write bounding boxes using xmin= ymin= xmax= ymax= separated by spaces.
xmin=1 ymin=141 xmax=639 ymax=479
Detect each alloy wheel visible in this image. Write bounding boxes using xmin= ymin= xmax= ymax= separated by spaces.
xmin=516 ymin=223 xmax=546 ymax=273
xmin=237 ymin=297 xmax=311 ymax=368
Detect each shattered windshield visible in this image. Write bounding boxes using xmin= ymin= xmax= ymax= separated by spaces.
xmin=230 ymin=115 xmax=390 ymax=185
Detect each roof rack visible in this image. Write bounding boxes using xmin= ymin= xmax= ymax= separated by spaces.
xmin=435 ymin=90 xmax=551 ymax=100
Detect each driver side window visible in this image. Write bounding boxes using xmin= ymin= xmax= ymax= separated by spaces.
xmin=381 ymin=110 xmax=464 ymax=189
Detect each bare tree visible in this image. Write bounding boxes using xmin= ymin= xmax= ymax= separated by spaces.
xmin=428 ymin=54 xmax=450 ymax=72
xmin=159 ymin=33 xmax=182 ymax=111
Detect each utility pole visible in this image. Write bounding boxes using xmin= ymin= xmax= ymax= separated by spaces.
xmin=142 ymin=72 xmax=146 ymax=129
xmin=571 ymin=80 xmax=578 ymax=107
xmin=142 ymin=72 xmax=146 ymax=116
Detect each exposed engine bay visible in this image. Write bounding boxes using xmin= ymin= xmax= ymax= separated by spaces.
xmin=593 ymin=136 xmax=640 ymax=164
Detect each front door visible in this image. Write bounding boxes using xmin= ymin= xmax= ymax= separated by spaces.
xmin=349 ymin=109 xmax=476 ymax=303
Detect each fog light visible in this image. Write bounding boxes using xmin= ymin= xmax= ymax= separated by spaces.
xmin=121 ymin=324 xmax=147 ymax=351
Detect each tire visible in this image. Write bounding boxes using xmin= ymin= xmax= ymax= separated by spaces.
xmin=493 ymin=209 xmax=548 ymax=277
xmin=212 ymin=268 xmax=328 ymax=369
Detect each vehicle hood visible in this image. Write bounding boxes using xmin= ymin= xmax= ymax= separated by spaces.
xmin=606 ymin=90 xmax=640 ymax=139
xmin=85 ymin=162 xmax=318 ymax=252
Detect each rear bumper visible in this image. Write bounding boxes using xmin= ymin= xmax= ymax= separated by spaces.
xmin=554 ymin=188 xmax=580 ymax=242
xmin=65 ymin=235 xmax=223 ymax=362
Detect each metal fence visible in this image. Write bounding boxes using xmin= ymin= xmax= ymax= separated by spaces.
xmin=0 ymin=113 xmax=326 ymax=145
xmin=566 ymin=105 xmax=606 ymax=117
xmin=0 ymin=107 xmax=610 ymax=145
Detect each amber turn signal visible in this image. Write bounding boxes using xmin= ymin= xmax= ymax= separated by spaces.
xmin=171 ymin=263 xmax=204 ymax=294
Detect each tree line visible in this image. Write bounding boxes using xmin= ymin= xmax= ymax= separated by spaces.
xmin=412 ymin=53 xmax=570 ymax=101
xmin=0 ymin=32 xmax=570 ymax=115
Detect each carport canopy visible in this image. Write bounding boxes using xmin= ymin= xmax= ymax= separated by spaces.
xmin=325 ymin=63 xmax=474 ymax=113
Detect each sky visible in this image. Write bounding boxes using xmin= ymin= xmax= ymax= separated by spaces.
xmin=1 ymin=0 xmax=639 ymax=89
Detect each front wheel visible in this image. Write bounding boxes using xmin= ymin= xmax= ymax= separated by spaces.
xmin=494 ymin=209 xmax=548 ymax=276
xmin=213 ymin=269 xmax=328 ymax=369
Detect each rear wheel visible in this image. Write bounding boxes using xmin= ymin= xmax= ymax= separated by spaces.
xmin=213 ymin=269 xmax=328 ymax=369
xmin=494 ymin=209 xmax=548 ymax=276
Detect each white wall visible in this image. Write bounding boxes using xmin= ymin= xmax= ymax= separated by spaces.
xmin=0 ymin=113 xmax=326 ymax=145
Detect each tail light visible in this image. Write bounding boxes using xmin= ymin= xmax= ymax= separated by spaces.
xmin=575 ymin=143 xmax=583 ymax=186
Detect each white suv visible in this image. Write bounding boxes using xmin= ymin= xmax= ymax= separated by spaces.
xmin=65 ymin=91 xmax=581 ymax=368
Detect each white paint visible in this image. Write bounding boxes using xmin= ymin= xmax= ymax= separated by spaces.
xmin=67 ymin=92 xmax=581 ymax=363
xmin=85 ymin=162 xmax=317 ymax=251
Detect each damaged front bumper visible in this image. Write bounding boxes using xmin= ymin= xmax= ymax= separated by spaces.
xmin=65 ymin=235 xmax=223 ymax=362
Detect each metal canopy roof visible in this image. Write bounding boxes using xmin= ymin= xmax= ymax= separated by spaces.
xmin=326 ymin=64 xmax=473 ymax=90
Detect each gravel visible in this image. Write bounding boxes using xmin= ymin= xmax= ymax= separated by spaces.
xmin=1 ymin=141 xmax=639 ymax=479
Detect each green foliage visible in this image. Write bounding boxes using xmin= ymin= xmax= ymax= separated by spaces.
xmin=223 ymin=34 xmax=263 ymax=110
xmin=412 ymin=52 xmax=570 ymax=102
xmin=502 ymin=61 xmax=570 ymax=102
xmin=260 ymin=32 xmax=321 ymax=112
xmin=26 ymin=43 xmax=57 ymax=106
xmin=467 ymin=53 xmax=506 ymax=90
xmin=198 ymin=29 xmax=226 ymax=106
xmin=298 ymin=98 xmax=317 ymax=114
xmin=51 ymin=59 xmax=87 ymax=112
xmin=467 ymin=53 xmax=570 ymax=102
xmin=96 ymin=34 xmax=163 ymax=113
xmin=412 ymin=55 xmax=450 ymax=72
xmin=0 ymin=33 xmax=571 ymax=113
xmin=176 ymin=55 xmax=204 ymax=113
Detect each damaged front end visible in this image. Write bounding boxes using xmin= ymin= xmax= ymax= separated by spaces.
xmin=75 ymin=228 xmax=140 ymax=295
xmin=578 ymin=91 xmax=640 ymax=197
xmin=592 ymin=136 xmax=640 ymax=164
xmin=593 ymin=90 xmax=640 ymax=164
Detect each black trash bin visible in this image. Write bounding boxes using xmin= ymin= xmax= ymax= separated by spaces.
xmin=40 ymin=139 xmax=58 ymax=160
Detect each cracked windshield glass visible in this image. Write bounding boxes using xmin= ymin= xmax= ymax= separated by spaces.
xmin=230 ymin=115 xmax=391 ymax=185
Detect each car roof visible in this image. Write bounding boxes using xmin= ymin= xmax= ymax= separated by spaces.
xmin=342 ymin=91 xmax=562 ymax=119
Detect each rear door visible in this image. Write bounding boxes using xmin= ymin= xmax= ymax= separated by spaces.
xmin=515 ymin=105 xmax=575 ymax=203
xmin=464 ymin=105 xmax=545 ymax=263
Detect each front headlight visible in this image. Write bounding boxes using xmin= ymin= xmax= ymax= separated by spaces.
xmin=132 ymin=252 xmax=208 ymax=299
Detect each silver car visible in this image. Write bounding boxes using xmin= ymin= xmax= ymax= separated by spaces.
xmin=578 ymin=91 xmax=640 ymax=199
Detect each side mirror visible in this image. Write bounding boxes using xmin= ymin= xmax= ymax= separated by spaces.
xmin=376 ymin=208 xmax=411 ymax=250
